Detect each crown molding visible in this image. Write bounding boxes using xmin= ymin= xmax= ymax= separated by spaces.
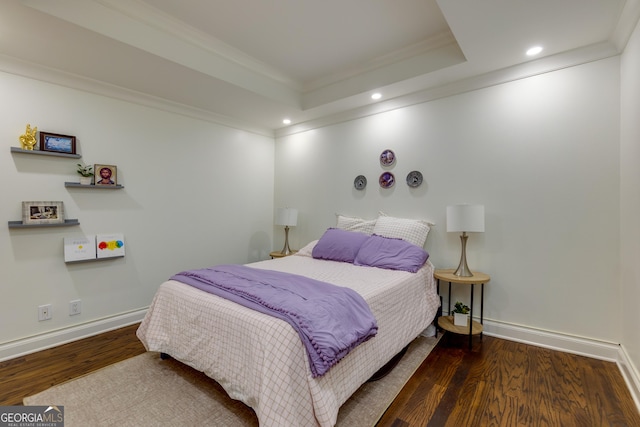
xmin=303 ymin=30 xmax=458 ymax=93
xmin=276 ymin=41 xmax=619 ymax=138
xmin=611 ymin=0 xmax=640 ymax=51
xmin=22 ymin=0 xmax=300 ymax=108
xmin=0 ymin=54 xmax=274 ymax=137
xmin=0 ymin=38 xmax=620 ymax=141
xmin=95 ymin=0 xmax=300 ymax=89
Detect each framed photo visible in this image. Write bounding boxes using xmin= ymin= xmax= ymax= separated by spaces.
xmin=39 ymin=132 xmax=76 ymax=154
xmin=94 ymin=164 xmax=117 ymax=186
xmin=22 ymin=201 xmax=65 ymax=225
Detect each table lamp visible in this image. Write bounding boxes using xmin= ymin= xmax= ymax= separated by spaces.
xmin=276 ymin=207 xmax=298 ymax=255
xmin=446 ymin=204 xmax=484 ymax=277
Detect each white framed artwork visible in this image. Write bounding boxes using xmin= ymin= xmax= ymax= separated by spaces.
xmin=96 ymin=233 xmax=125 ymax=259
xmin=64 ymin=235 xmax=96 ymax=262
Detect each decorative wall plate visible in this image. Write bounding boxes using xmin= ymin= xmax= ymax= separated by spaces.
xmin=379 ymin=172 xmax=395 ymax=188
xmin=354 ymin=175 xmax=367 ymax=190
xmin=406 ymin=171 xmax=423 ymax=188
xmin=380 ymin=149 xmax=396 ymax=167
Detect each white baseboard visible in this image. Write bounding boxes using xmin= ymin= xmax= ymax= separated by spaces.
xmin=483 ymin=319 xmax=640 ymax=413
xmin=0 ymin=309 xmax=147 ymax=362
xmin=618 ymin=344 xmax=640 ymax=412
xmin=482 ymin=319 xmax=620 ymax=360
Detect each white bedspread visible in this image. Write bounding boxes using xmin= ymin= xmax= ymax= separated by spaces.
xmin=137 ymin=252 xmax=439 ymax=427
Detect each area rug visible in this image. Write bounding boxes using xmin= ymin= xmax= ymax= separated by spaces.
xmin=24 ymin=334 xmax=440 ymax=427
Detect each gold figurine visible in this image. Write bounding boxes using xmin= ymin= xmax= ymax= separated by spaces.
xmin=19 ymin=124 xmax=38 ymax=150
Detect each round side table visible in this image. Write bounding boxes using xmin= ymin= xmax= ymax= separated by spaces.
xmin=434 ymin=269 xmax=490 ymax=349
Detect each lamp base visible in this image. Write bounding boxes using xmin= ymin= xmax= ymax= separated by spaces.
xmin=279 ymin=226 xmax=293 ymax=255
xmin=454 ymin=232 xmax=474 ymax=277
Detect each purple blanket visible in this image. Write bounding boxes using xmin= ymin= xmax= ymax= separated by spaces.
xmin=171 ymin=264 xmax=378 ymax=377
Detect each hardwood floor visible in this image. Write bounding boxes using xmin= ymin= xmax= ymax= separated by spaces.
xmin=378 ymin=333 xmax=640 ymax=427
xmin=0 ymin=324 xmax=146 ymax=406
xmin=1 ymin=324 xmax=639 ymax=426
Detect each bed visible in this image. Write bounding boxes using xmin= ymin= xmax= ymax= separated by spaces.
xmin=137 ymin=218 xmax=440 ymax=427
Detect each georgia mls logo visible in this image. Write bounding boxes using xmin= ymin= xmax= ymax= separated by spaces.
xmin=0 ymin=405 xmax=64 ymax=426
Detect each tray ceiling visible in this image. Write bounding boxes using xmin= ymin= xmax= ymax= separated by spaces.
xmin=1 ymin=0 xmax=635 ymax=134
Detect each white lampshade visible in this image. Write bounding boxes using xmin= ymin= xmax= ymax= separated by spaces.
xmin=276 ymin=208 xmax=298 ymax=227
xmin=446 ymin=204 xmax=484 ymax=233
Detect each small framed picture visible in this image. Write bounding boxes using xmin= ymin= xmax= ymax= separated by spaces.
xmin=22 ymin=201 xmax=65 ymax=225
xmin=94 ymin=164 xmax=117 ymax=186
xmin=39 ymin=132 xmax=76 ymax=154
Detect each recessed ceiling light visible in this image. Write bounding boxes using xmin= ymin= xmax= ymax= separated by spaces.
xmin=526 ymin=46 xmax=543 ymax=56
xmin=282 ymin=118 xmax=291 ymax=125
xmin=371 ymin=93 xmax=382 ymax=100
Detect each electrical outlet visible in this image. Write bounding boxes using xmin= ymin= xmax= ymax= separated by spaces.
xmin=38 ymin=304 xmax=52 ymax=321
xmin=69 ymin=299 xmax=81 ymax=316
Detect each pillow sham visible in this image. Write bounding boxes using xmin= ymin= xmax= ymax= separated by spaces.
xmin=335 ymin=214 xmax=376 ymax=235
xmin=312 ymin=228 xmax=370 ymax=263
xmin=354 ymin=234 xmax=429 ymax=273
xmin=295 ymin=240 xmax=318 ymax=257
xmin=372 ymin=213 xmax=434 ymax=247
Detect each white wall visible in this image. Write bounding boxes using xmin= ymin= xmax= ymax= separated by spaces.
xmin=620 ymin=16 xmax=640 ymax=399
xmin=276 ymin=57 xmax=621 ymax=344
xmin=0 ymin=70 xmax=275 ymax=352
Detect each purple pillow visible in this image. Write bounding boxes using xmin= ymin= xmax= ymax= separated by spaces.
xmin=312 ymin=228 xmax=371 ymax=263
xmin=354 ymin=234 xmax=429 ymax=272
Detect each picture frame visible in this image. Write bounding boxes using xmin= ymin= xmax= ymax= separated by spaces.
xmin=22 ymin=201 xmax=65 ymax=225
xmin=96 ymin=233 xmax=126 ymax=259
xmin=94 ymin=164 xmax=117 ymax=186
xmin=39 ymin=132 xmax=76 ymax=154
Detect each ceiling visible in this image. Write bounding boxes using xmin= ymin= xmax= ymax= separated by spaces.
xmin=0 ymin=0 xmax=637 ymax=135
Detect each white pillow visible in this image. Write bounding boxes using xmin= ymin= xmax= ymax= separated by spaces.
xmin=373 ymin=213 xmax=434 ymax=247
xmin=335 ymin=214 xmax=376 ymax=235
xmin=295 ymin=240 xmax=318 ymax=257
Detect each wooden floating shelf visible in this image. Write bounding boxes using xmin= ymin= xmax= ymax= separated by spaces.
xmin=11 ymin=147 xmax=81 ymax=159
xmin=8 ymin=219 xmax=80 ymax=228
xmin=65 ymin=182 xmax=124 ymax=189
